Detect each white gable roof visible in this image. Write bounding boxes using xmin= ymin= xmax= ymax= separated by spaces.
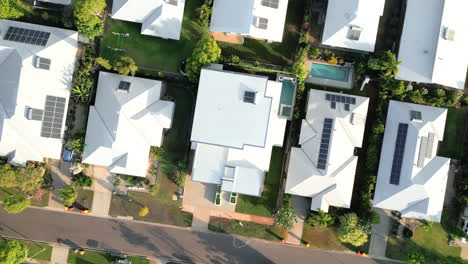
xmin=396 ymin=0 xmax=468 ymax=89
xmin=82 ymin=72 xmax=174 ymax=177
xmin=285 ymin=89 xmax=369 ymax=212
xmin=0 ymin=20 xmax=78 ymax=166
xmin=209 ymin=0 xmax=289 ymax=42
xmin=321 ymin=0 xmax=385 ymax=52
xmin=373 ymin=101 xmax=449 ymax=222
xmin=190 ymin=68 xmax=287 ymax=196
xmin=111 ymin=0 xmax=186 ymax=40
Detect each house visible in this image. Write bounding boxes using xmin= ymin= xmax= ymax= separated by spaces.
xmin=190 ymin=67 xmax=288 ymax=197
xmin=321 ymin=0 xmax=385 ymax=52
xmin=209 ymin=0 xmax=289 ymax=42
xmin=373 ymin=101 xmax=450 ymax=222
xmin=285 ymin=89 xmax=369 ymax=212
xmin=111 ymin=0 xmax=186 ymax=40
xmin=0 ymin=20 xmax=78 ymax=166
xmin=395 ymin=0 xmax=468 ymax=90
xmin=82 ymin=72 xmax=174 ymax=177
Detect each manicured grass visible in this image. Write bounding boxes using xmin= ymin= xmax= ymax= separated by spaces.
xmin=30 ymin=190 xmax=50 ymax=207
xmin=100 ymin=0 xmax=204 ymax=72
xmin=438 ymin=107 xmax=468 ymax=160
xmin=67 ymin=249 xmax=149 ymax=264
xmin=73 ymin=189 xmax=94 ymax=211
xmin=301 ymin=225 xmax=347 ymax=251
xmin=0 ymin=187 xmax=49 ymax=207
xmin=208 ymin=217 xmax=286 ymax=242
xmin=235 ymin=147 xmax=283 ymax=217
xmin=218 ymin=0 xmax=305 ymax=66
xmin=386 ymin=223 xmax=464 ymax=263
xmin=23 ymin=241 xmax=53 ymax=261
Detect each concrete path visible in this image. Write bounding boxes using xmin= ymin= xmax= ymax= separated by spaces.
xmin=456 ymin=239 xmax=468 ymax=260
xmin=286 ymin=196 xmax=310 ymax=245
xmin=90 ymin=165 xmax=115 ymax=216
xmin=191 ymin=208 xmax=211 ymax=231
xmin=369 ymin=208 xmax=392 ymax=258
xmin=50 ymin=245 xmax=69 ymax=264
xmin=47 ymin=159 xmax=72 ymax=209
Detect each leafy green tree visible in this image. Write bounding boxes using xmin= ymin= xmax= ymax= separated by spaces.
xmin=0 ymin=165 xmax=45 ymax=196
xmin=275 ymin=206 xmax=297 ymax=229
xmin=73 ymin=174 xmax=93 ymax=188
xmin=58 ymin=185 xmax=78 ymax=206
xmin=0 ymin=240 xmax=27 ymax=264
xmin=113 ymin=56 xmax=138 ymax=76
xmin=0 ymin=165 xmax=16 ymax=188
xmin=0 ymin=0 xmax=31 ymax=19
xmin=2 ymin=197 xmax=31 ymax=214
xmin=368 ymin=50 xmax=401 ymax=77
xmin=95 ymin=57 xmax=112 ymax=70
xmin=306 ymin=209 xmax=334 ymax=227
xmin=406 ymin=252 xmax=424 ymax=264
xmin=186 ymin=35 xmax=221 ymax=82
xmin=74 ymin=0 xmax=106 ymax=38
xmin=336 ymin=213 xmax=368 ymax=247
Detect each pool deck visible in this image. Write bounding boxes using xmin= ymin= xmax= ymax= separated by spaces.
xmin=304 ymin=60 xmax=355 ymax=89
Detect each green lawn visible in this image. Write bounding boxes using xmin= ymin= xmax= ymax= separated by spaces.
xmin=386 ymin=223 xmax=464 ymax=264
xmin=208 ymin=217 xmax=286 ymax=242
xmin=73 ymin=189 xmax=94 ymax=211
xmin=301 ymin=225 xmax=347 ymax=251
xmin=24 ymin=241 xmax=53 ymax=261
xmin=0 ymin=187 xmax=50 ymax=207
xmin=438 ymin=107 xmax=468 ymax=161
xmin=218 ymin=0 xmax=305 ymax=66
xmin=67 ymin=249 xmax=149 ymax=264
xmin=100 ymin=0 xmax=204 ymax=72
xmin=235 ymin=147 xmax=284 ymax=217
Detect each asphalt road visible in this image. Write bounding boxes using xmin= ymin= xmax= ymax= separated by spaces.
xmin=0 ymin=208 xmax=396 ymax=264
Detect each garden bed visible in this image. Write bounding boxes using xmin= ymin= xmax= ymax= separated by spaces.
xmin=67 ymin=249 xmax=149 ymax=264
xmin=208 ymin=217 xmax=286 ymax=242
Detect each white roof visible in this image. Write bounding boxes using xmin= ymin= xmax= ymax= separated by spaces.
xmin=395 ymin=0 xmax=468 ymax=89
xmin=321 ymin=0 xmax=385 ymax=52
xmin=82 ymin=72 xmax=174 ymax=177
xmin=0 ymin=20 xmax=78 ymax=166
xmin=209 ymin=0 xmax=289 ymax=42
xmin=285 ymin=89 xmax=369 ymax=212
xmin=36 ymin=0 xmax=71 ymax=4
xmin=373 ymin=101 xmax=450 ymax=222
xmin=111 ymin=0 xmax=186 ymax=40
xmin=190 ymin=68 xmax=287 ymax=196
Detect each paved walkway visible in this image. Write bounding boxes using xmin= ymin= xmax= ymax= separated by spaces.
xmin=50 ymin=245 xmax=69 ymax=264
xmin=368 ymin=208 xmax=392 ymax=258
xmin=191 ymin=208 xmax=211 ymax=231
xmin=47 ymin=159 xmax=72 ymax=209
xmin=286 ymin=196 xmax=309 ymax=245
xmin=456 ymin=239 xmax=468 ymax=260
xmin=89 ymin=165 xmax=115 ymax=216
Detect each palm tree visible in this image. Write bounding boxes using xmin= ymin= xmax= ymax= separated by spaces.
xmin=306 ymin=209 xmax=334 ymax=227
xmin=382 ymin=50 xmax=402 ymax=77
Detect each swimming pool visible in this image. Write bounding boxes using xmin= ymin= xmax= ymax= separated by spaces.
xmin=310 ymin=63 xmax=350 ymax=82
xmin=278 ymin=78 xmax=296 ymax=119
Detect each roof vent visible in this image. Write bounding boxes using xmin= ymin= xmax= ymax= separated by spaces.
xmin=410 ymin=110 xmax=422 ymax=123
xmin=35 ymin=57 xmax=51 ymax=70
xmin=243 ymin=91 xmax=256 ymax=104
xmin=27 ymin=108 xmax=44 ymax=121
xmin=347 ymin=26 xmax=362 ymax=40
xmin=167 ymin=0 xmax=178 ymax=6
xmin=261 ymin=0 xmax=279 ymax=9
xmin=443 ymin=27 xmax=455 ymax=41
xmin=117 ymin=81 xmax=131 ymax=93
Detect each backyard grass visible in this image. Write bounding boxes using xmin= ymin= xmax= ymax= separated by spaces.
xmin=438 ymin=107 xmax=468 ymax=161
xmin=218 ymin=0 xmax=306 ymax=66
xmin=67 ymin=249 xmax=149 ymax=264
xmin=301 ymin=225 xmax=347 ymax=251
xmin=235 ymin=147 xmax=284 ymax=217
xmin=24 ymin=241 xmax=53 ymax=261
xmin=208 ymin=217 xmax=286 ymax=242
xmin=100 ymin=0 xmax=204 ymax=72
xmin=386 ymin=223 xmax=464 ymax=263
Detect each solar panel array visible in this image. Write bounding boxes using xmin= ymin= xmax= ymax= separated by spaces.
xmin=4 ymin=26 xmax=51 ymax=46
xmin=261 ymin=0 xmax=279 ymax=8
xmin=325 ymin=93 xmax=356 ymax=111
xmin=390 ymin=123 xmax=408 ymax=185
xmin=317 ymin=118 xmax=333 ymax=170
xmin=40 ymin=96 xmax=66 ymax=139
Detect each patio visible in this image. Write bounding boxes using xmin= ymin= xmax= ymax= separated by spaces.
xmin=210 ymin=31 xmax=244 ymax=44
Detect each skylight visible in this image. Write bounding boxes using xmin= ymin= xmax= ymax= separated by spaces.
xmin=347 ymin=26 xmax=362 ymax=41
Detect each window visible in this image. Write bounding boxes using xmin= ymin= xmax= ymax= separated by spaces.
xmin=243 ymin=91 xmax=256 ymax=104
xmin=256 ymin=17 xmax=268 ymax=30
xmin=118 ymin=81 xmax=131 ymax=93
xmin=347 ymin=26 xmax=362 ymax=41
xmin=35 ymin=57 xmax=51 ymax=70
xmin=261 ymin=0 xmax=279 ymax=9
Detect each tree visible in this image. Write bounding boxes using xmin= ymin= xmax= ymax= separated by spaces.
xmin=186 ymin=35 xmax=221 ymax=82
xmin=0 ymin=165 xmax=45 ymax=196
xmin=275 ymin=206 xmax=297 ymax=229
xmin=74 ymin=0 xmax=106 ymax=38
xmin=0 ymin=240 xmax=27 ymax=264
xmin=2 ymin=197 xmax=31 ymax=214
xmin=113 ymin=56 xmax=138 ymax=76
xmin=0 ymin=0 xmax=31 ymax=20
xmin=95 ymin=57 xmax=112 ymax=70
xmin=406 ymin=252 xmax=424 ymax=264
xmin=306 ymin=209 xmax=334 ymax=227
xmin=368 ymin=50 xmax=401 ymax=77
xmin=336 ymin=213 xmax=368 ymax=247
xmin=73 ymin=174 xmax=93 ymax=188
xmin=139 ymin=206 xmax=149 ymax=217
xmin=58 ymin=185 xmax=78 ymax=206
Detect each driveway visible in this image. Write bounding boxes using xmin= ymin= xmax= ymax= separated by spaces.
xmin=47 ymin=159 xmax=72 ymax=209
xmin=286 ymin=196 xmax=310 ymax=245
xmin=369 ymin=208 xmax=392 ymax=258
xmin=89 ymin=165 xmax=115 ymax=217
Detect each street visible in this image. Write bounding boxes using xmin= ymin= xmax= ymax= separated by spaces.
xmin=0 ymin=208 xmax=396 ymax=264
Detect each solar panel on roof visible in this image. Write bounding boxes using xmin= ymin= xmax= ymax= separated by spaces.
xmin=325 ymin=94 xmax=331 ymax=101
xmin=331 ymin=101 xmax=336 ymax=109
xmin=257 ymin=17 xmax=268 ymax=30
xmin=344 ymin=104 xmax=350 ymax=111
xmin=425 ymin=133 xmax=435 ymax=158
xmin=317 ymin=118 xmax=333 ymax=170
xmin=261 ymin=0 xmax=279 ymax=8
xmin=325 ymin=93 xmax=357 ymax=110
xmin=390 ymin=123 xmax=408 ymax=185
xmin=4 ymin=26 xmax=51 ymax=46
xmin=40 ymin=96 xmax=66 ymax=139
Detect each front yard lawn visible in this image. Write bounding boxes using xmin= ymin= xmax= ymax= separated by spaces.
xmin=235 ymin=147 xmax=283 ymax=217
xmin=208 ymin=217 xmax=286 ymax=242
xmin=23 ymin=241 xmax=53 ymax=261
xmin=67 ymin=249 xmax=149 ymax=264
xmin=0 ymin=187 xmax=50 ymax=207
xmin=386 ymin=223 xmax=463 ymax=263
xmin=438 ymin=107 xmax=468 ymax=161
xmin=301 ymin=225 xmax=347 ymax=251
xmin=100 ymin=0 xmax=204 ymax=72
xmin=73 ymin=189 xmax=94 ymax=211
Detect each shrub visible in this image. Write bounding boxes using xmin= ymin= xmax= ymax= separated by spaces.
xmin=306 ymin=209 xmax=334 ymax=227
xmin=114 ymin=177 xmax=121 ymax=187
xmin=41 ymin=11 xmax=49 ymax=21
xmin=198 ymin=0 xmax=212 ymax=27
xmin=370 ymin=211 xmax=380 ymax=225
xmin=148 ymin=183 xmax=160 ymax=196
xmin=309 ymin=47 xmax=321 ymax=60
xmin=0 ymin=0 xmax=31 ymax=20
xmin=114 ymin=56 xmax=138 ymax=76
xmin=139 ymin=206 xmax=149 ymax=217
xmin=406 ymin=252 xmax=424 ymax=264
xmin=368 ymin=50 xmax=401 ymax=77
xmin=74 ymin=0 xmax=106 ymax=38
xmin=447 ymin=89 xmax=463 ymax=106
xmin=72 ymin=71 xmax=93 ymax=103
xmin=58 ymin=185 xmax=78 ymax=206
xmin=0 ymin=240 xmax=28 ymax=264
xmin=2 ymin=197 xmax=31 ymax=214
xmin=299 ymin=31 xmax=309 ymax=44
xmin=462 ymin=95 xmax=468 ymax=106
xmin=67 ymin=136 xmax=85 ymax=153
xmin=150 ymin=147 xmax=165 ymax=159
xmin=336 ymin=213 xmax=368 ymax=247
xmin=186 ymin=35 xmax=221 ymax=82
xmin=73 ymin=174 xmax=93 ymax=188
xmin=95 ymin=57 xmax=112 ymax=70
xmin=328 ymin=56 xmax=338 ymax=65
xmin=275 ymin=205 xmax=297 ymax=229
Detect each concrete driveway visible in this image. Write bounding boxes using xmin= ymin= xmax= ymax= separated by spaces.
xmin=47 ymin=159 xmax=72 ymax=209
xmin=89 ymin=165 xmax=115 ymax=217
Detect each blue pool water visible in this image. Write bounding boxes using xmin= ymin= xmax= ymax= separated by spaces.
xmin=310 ymin=63 xmax=350 ymax=82
xmin=280 ymin=80 xmax=295 ymax=105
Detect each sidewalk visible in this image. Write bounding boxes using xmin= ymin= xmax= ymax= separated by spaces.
xmin=368 ymin=208 xmax=392 ymax=257
xmin=50 ymin=245 xmax=69 ymax=264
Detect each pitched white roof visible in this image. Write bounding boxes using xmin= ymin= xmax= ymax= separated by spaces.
xmin=82 ymin=72 xmax=174 ymax=177
xmin=321 ymin=0 xmax=385 ymax=52
xmin=395 ymin=0 xmax=468 ymax=89
xmin=36 ymin=0 xmax=71 ymax=5
xmin=190 ymin=68 xmax=287 ymax=196
xmin=373 ymin=101 xmax=449 ymax=222
xmin=209 ymin=0 xmax=289 ymax=42
xmin=0 ymin=20 xmax=78 ymax=166
xmin=111 ymin=0 xmax=186 ymax=40
xmin=285 ymin=89 xmax=369 ymax=212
